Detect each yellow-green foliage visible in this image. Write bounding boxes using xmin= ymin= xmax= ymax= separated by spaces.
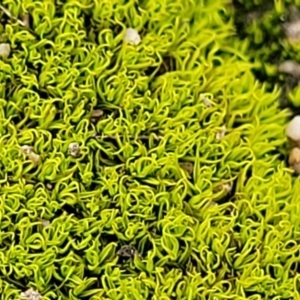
xmin=233 ymin=0 xmax=300 ymax=108
xmin=0 ymin=0 xmax=299 ymax=299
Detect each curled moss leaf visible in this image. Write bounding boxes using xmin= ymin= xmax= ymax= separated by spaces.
xmin=0 ymin=0 xmax=299 ymax=299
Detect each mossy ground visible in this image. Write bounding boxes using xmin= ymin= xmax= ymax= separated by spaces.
xmin=0 ymin=0 xmax=300 ymax=299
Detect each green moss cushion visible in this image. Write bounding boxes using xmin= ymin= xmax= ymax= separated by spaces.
xmin=0 ymin=0 xmax=299 ymax=299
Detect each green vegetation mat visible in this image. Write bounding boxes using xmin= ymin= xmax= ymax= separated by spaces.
xmin=0 ymin=0 xmax=300 ymax=299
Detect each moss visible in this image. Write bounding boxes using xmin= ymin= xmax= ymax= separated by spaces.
xmin=0 ymin=0 xmax=299 ymax=299
xmin=233 ymin=0 xmax=300 ymax=112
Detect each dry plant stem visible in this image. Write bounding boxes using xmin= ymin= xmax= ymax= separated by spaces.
xmin=0 ymin=4 xmax=26 ymax=26
xmin=0 ymin=5 xmax=36 ymax=35
xmin=23 ymin=13 xmax=30 ymax=28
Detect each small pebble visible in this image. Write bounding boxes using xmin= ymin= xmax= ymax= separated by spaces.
xmin=92 ymin=109 xmax=104 ymax=118
xmin=124 ymin=28 xmax=141 ymax=45
xmin=289 ymin=147 xmax=300 ymax=175
xmin=284 ymin=20 xmax=300 ymax=41
xmin=117 ymin=245 xmax=142 ymax=260
xmin=286 ymin=116 xmax=300 ymax=142
xmin=20 ymin=288 xmax=42 ymax=300
xmin=278 ymin=60 xmax=300 ymax=76
xmin=91 ymin=109 xmax=104 ymax=123
xmin=68 ymin=142 xmax=80 ymax=157
xmin=0 ymin=43 xmax=11 ymax=57
xmin=46 ymin=183 xmax=53 ymax=190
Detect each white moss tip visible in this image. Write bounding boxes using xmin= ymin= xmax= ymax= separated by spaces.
xmin=20 ymin=145 xmax=40 ymax=164
xmin=21 ymin=145 xmax=33 ymax=155
xmin=0 ymin=43 xmax=11 ymax=57
xmin=216 ymin=126 xmax=226 ymax=140
xmin=286 ymin=116 xmax=300 ymax=141
xmin=41 ymin=219 xmax=50 ymax=228
xmin=124 ymin=28 xmax=141 ymax=45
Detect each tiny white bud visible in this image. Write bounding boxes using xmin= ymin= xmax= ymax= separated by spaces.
xmin=223 ymin=183 xmax=232 ymax=193
xmin=20 ymin=145 xmax=40 ymax=165
xmin=41 ymin=219 xmax=50 ymax=227
xmin=21 ymin=145 xmax=33 ymax=155
xmin=68 ymin=142 xmax=80 ymax=157
xmin=203 ymin=97 xmax=212 ymax=107
xmin=199 ymin=94 xmax=213 ymax=107
xmin=46 ymin=183 xmax=53 ymax=190
xmin=286 ymin=116 xmax=300 ymax=142
xmin=124 ymin=28 xmax=141 ymax=45
xmin=0 ymin=43 xmax=11 ymax=57
xmin=216 ymin=126 xmax=226 ymax=140
xmin=29 ymin=152 xmax=41 ymax=165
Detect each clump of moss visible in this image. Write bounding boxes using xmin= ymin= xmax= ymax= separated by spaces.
xmin=0 ymin=0 xmax=299 ymax=299
xmin=233 ymin=0 xmax=300 ymax=111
